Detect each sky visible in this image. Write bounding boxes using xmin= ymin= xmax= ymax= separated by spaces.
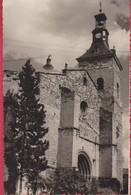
xmin=3 ymin=0 xmax=130 ymax=168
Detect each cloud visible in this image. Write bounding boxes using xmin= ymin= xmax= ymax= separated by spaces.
xmin=35 ymin=0 xmax=130 ymax=39
xmin=110 ymin=0 xmax=119 ymax=6
xmin=3 ymin=0 xmax=130 ymax=51
xmin=115 ymin=14 xmax=130 ymax=32
xmin=110 ymin=0 xmax=129 ymax=7
xmin=3 ymin=0 xmax=129 ymax=68
xmin=36 ymin=0 xmax=94 ymax=39
xmin=3 ymin=51 xmax=57 ymax=73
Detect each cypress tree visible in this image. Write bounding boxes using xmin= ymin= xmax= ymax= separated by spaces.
xmin=8 ymin=59 xmax=49 ymax=194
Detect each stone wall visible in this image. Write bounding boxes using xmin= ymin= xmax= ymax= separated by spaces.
xmin=99 ymin=146 xmax=112 ymax=177
xmin=5 ymin=66 xmax=119 ymax=181
xmin=60 ymin=87 xmax=75 ymax=127
xmin=38 ymin=70 xmax=101 ymax=173
xmin=57 ymin=128 xmax=74 ymax=167
xmin=38 ymin=72 xmax=62 ymax=168
xmin=72 ymin=129 xmax=100 ymax=178
xmin=113 ymin=69 xmax=123 ymax=183
xmin=79 ymin=57 xmax=123 ymax=184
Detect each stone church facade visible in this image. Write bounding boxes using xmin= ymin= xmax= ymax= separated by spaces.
xmin=4 ymin=9 xmax=123 ymax=188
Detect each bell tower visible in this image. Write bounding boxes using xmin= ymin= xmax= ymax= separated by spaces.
xmin=93 ymin=3 xmax=109 ymax=46
xmin=76 ymin=5 xmax=123 ymax=186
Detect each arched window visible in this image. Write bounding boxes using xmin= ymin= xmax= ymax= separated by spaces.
xmin=83 ymin=77 xmax=87 ymax=86
xmin=80 ymin=101 xmax=88 ymax=116
xmin=97 ymin=78 xmax=104 ymax=90
xmin=117 ymin=83 xmax=119 ymax=98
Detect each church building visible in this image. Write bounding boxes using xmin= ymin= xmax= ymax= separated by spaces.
xmin=4 ymin=6 xmax=123 ymax=189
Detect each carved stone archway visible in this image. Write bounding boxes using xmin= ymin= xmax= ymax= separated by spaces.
xmin=78 ymin=152 xmax=91 ymax=179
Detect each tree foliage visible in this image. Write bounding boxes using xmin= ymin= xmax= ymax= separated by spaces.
xmin=4 ymin=91 xmax=19 ymax=194
xmin=4 ymin=60 xmax=49 ymax=194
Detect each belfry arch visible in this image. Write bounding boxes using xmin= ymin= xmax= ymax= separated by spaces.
xmin=78 ymin=152 xmax=91 ymax=179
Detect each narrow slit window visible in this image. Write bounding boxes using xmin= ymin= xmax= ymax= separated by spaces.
xmin=116 ymin=127 xmax=120 ymax=139
xmin=117 ymin=83 xmax=119 ymax=98
xmin=83 ymin=77 xmax=87 ymax=86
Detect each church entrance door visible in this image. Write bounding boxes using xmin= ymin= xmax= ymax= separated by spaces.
xmin=78 ymin=153 xmax=91 ymax=179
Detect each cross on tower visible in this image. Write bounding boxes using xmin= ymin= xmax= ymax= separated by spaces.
xmin=99 ymin=2 xmax=102 ymax=13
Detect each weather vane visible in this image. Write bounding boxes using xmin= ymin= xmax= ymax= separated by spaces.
xmin=48 ymin=54 xmax=51 ymax=58
xmin=99 ymin=2 xmax=102 ymax=13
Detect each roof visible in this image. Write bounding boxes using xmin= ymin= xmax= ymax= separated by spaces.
xmin=77 ymin=41 xmax=111 ymax=61
xmin=76 ymin=42 xmax=123 ymax=71
xmin=94 ymin=13 xmax=107 ymax=21
xmin=43 ymin=64 xmax=54 ymax=70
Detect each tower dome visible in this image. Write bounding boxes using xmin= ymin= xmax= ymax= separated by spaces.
xmin=43 ymin=55 xmax=54 ymax=70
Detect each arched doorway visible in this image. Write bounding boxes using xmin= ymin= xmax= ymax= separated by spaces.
xmin=78 ymin=153 xmax=91 ymax=179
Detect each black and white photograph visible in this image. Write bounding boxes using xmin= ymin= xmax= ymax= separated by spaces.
xmin=3 ymin=0 xmax=130 ymax=194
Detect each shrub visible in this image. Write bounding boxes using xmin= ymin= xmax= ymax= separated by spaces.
xmin=40 ymin=169 xmax=100 ymax=194
xmin=98 ymin=187 xmax=116 ymax=194
xmin=89 ymin=177 xmax=99 ymax=194
xmin=44 ymin=168 xmax=90 ymax=194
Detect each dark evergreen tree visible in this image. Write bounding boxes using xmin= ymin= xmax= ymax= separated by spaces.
xmin=8 ymin=59 xmax=49 ymax=194
xmin=4 ymin=91 xmax=19 ymax=194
